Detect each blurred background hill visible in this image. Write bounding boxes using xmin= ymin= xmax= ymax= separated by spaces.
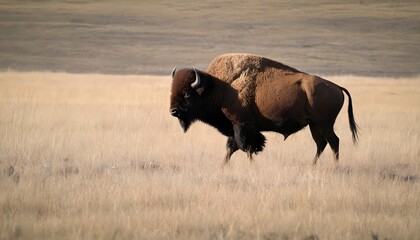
xmin=0 ymin=0 xmax=419 ymax=76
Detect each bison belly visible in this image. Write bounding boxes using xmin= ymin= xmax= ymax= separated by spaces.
xmin=254 ymin=79 xmax=309 ymax=136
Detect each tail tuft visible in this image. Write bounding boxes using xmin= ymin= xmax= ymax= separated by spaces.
xmin=340 ymin=87 xmax=359 ymax=144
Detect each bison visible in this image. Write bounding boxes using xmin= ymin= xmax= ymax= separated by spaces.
xmin=170 ymin=53 xmax=358 ymax=164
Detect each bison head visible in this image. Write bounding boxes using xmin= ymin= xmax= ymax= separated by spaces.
xmin=170 ymin=68 xmax=208 ymax=132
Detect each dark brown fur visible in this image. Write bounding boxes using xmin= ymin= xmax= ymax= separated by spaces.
xmin=170 ymin=54 xmax=359 ymax=164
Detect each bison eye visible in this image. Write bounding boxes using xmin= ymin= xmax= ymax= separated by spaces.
xmin=184 ymin=92 xmax=191 ymax=99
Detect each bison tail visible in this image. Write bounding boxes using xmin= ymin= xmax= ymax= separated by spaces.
xmin=340 ymin=87 xmax=359 ymax=144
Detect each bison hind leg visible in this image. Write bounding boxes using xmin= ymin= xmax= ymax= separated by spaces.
xmin=310 ymin=123 xmax=340 ymax=164
xmin=309 ymin=124 xmax=327 ymax=165
xmin=320 ymin=126 xmax=339 ymax=161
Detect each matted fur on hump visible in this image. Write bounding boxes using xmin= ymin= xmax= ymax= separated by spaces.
xmin=207 ymin=53 xmax=302 ymax=107
xmin=207 ymin=54 xmax=264 ymax=107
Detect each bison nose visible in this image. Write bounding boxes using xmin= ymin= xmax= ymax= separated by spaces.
xmin=170 ymin=108 xmax=179 ymax=117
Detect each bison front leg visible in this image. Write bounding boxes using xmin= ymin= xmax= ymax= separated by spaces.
xmin=224 ymin=137 xmax=238 ymax=164
xmin=233 ymin=122 xmax=266 ymax=161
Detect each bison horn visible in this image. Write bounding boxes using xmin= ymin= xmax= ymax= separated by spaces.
xmin=171 ymin=67 xmax=177 ymax=78
xmin=191 ymin=68 xmax=201 ymax=89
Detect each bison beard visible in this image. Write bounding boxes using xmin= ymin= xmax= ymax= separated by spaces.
xmin=179 ymin=119 xmax=188 ymax=132
xmin=178 ymin=117 xmax=191 ymax=133
xmin=169 ymin=107 xmax=190 ymax=132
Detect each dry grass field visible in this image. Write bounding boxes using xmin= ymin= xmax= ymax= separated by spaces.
xmin=1 ymin=0 xmax=419 ymax=239
xmin=0 ymin=71 xmax=419 ymax=239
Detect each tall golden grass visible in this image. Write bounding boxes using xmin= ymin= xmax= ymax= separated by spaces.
xmin=0 ymin=72 xmax=419 ymax=240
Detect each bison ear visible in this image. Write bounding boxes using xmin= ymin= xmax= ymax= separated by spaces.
xmin=196 ymin=84 xmax=206 ymax=96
